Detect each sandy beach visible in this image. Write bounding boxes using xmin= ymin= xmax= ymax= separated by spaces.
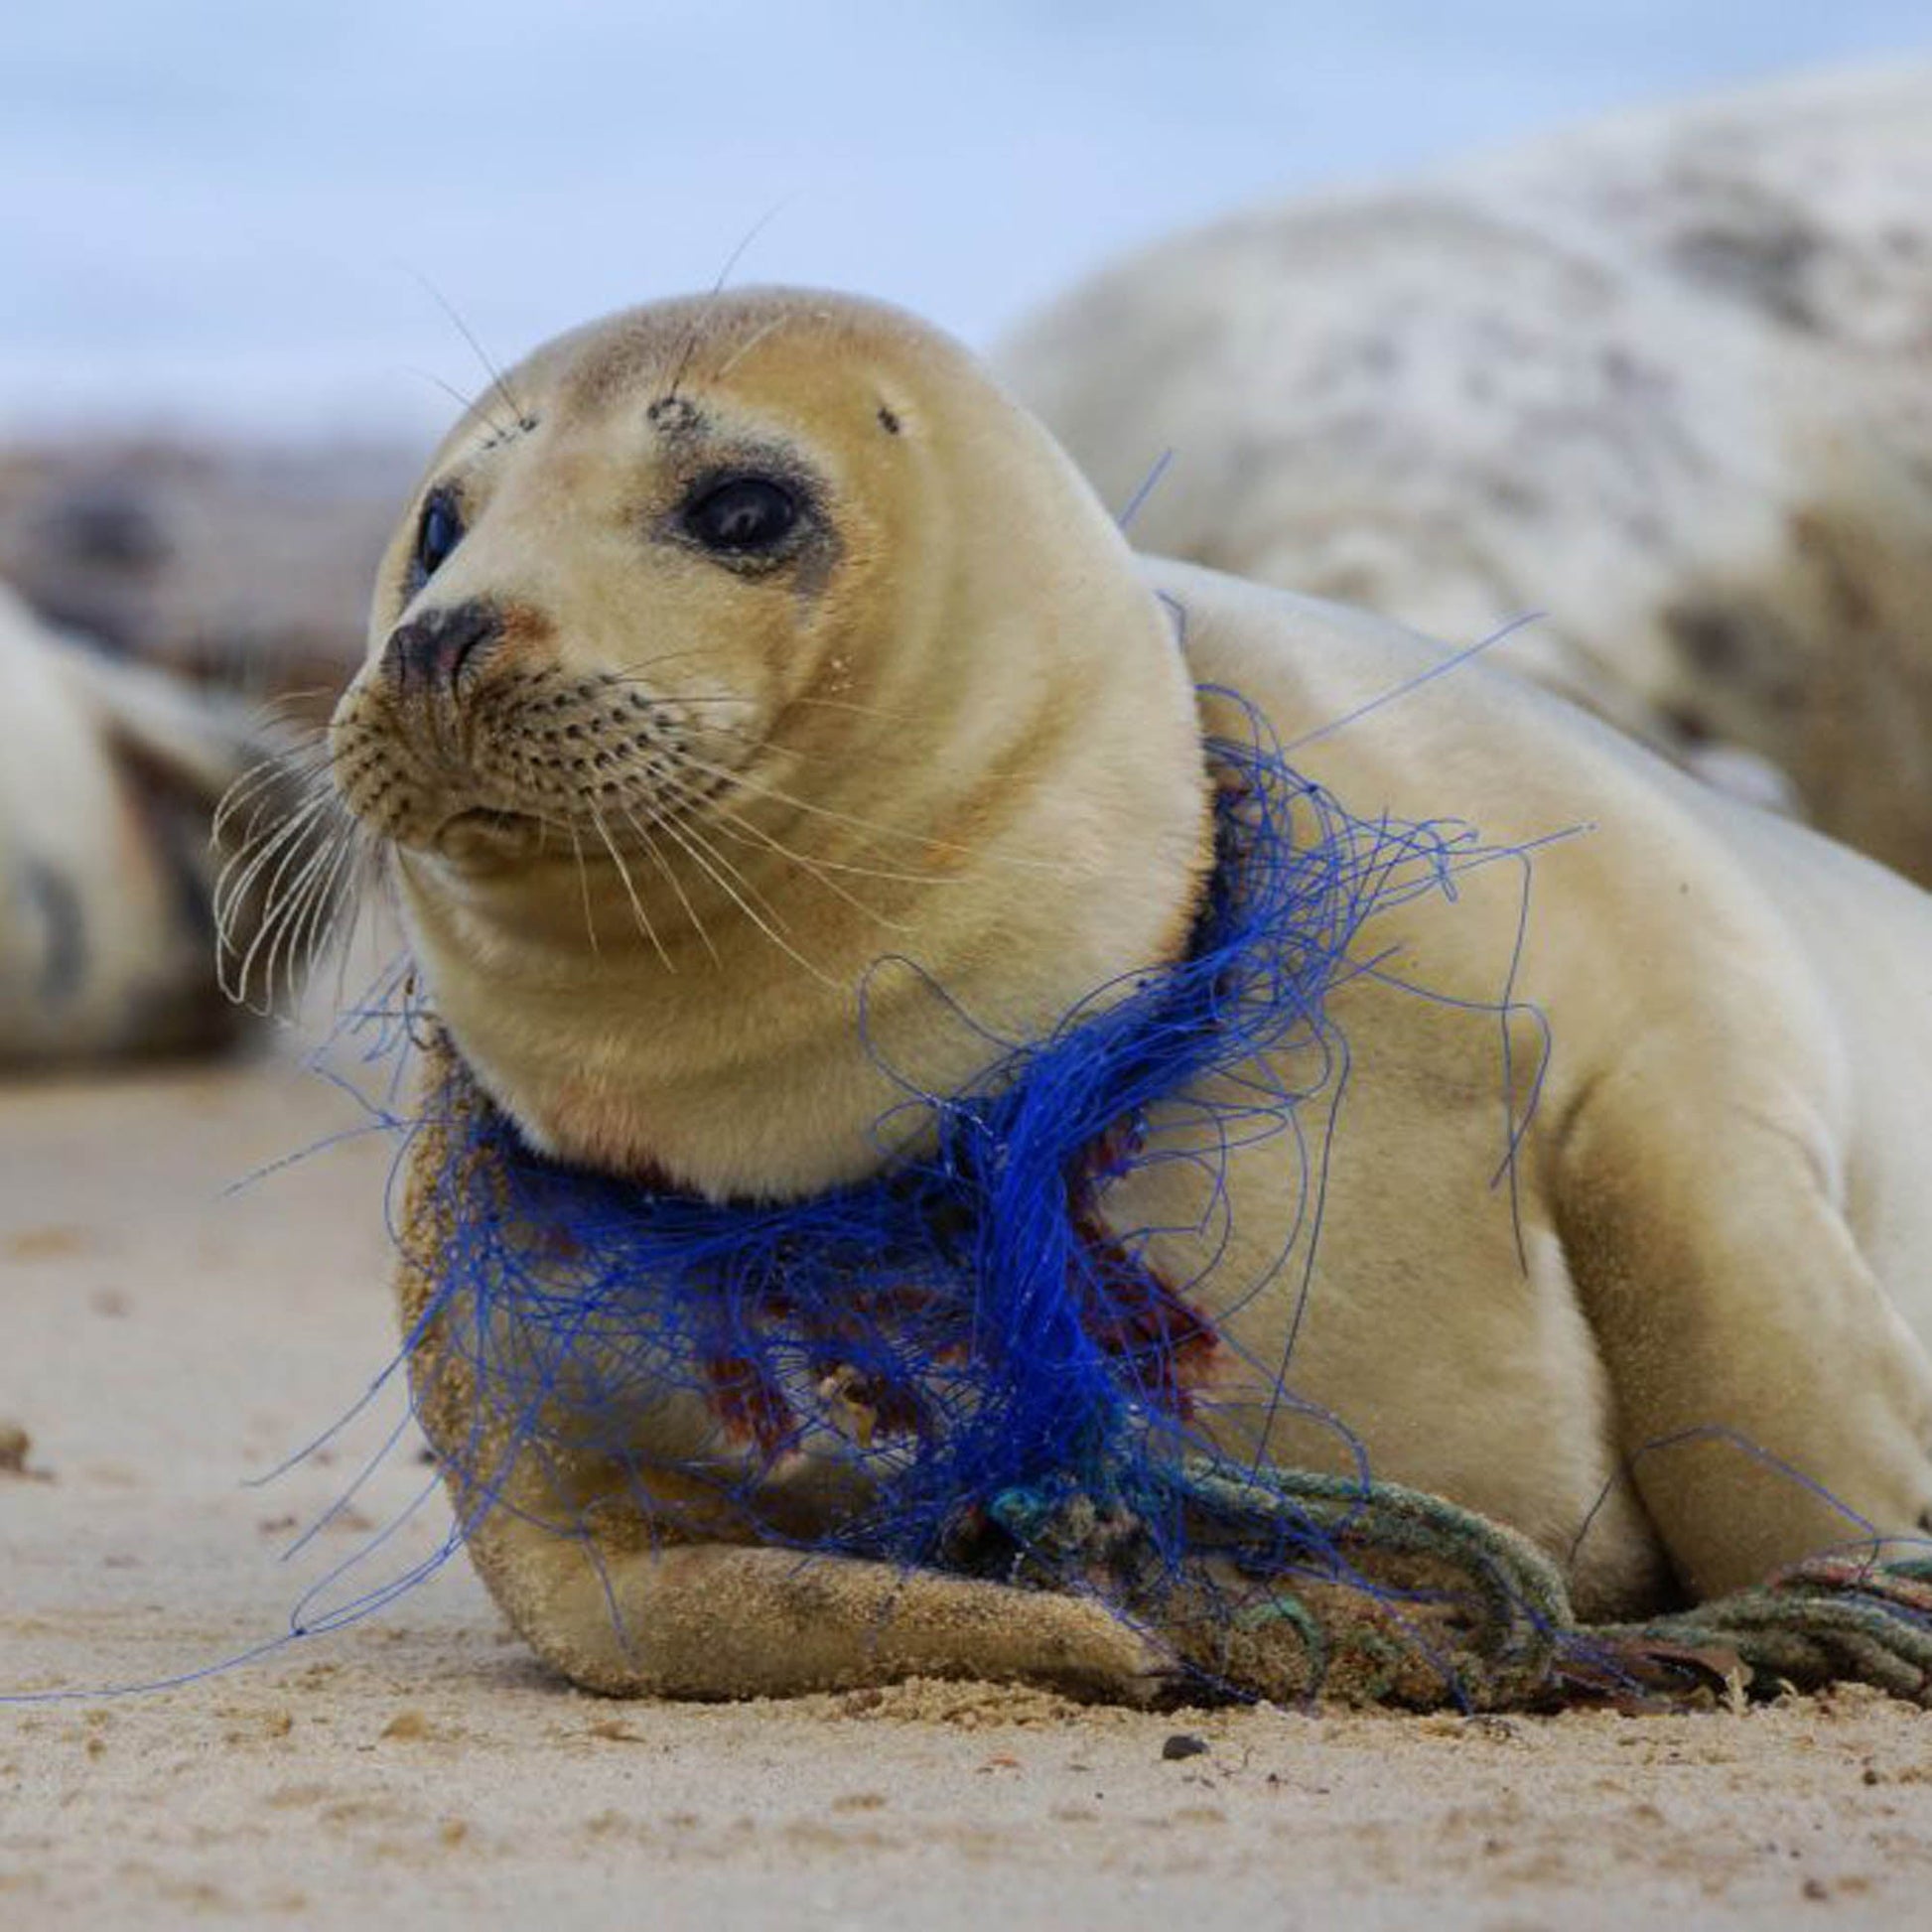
xmin=1 ymin=1039 xmax=1928 ymax=1928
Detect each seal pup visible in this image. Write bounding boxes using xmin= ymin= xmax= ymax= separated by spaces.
xmin=331 ymin=289 xmax=1932 ymax=1701
xmin=1000 ymin=62 xmax=1932 ymax=882
xmin=0 ymin=583 xmax=288 ymax=1063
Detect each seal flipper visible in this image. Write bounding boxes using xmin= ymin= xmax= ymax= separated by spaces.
xmin=1554 ymin=1060 xmax=1932 ymax=1600
xmin=474 ymin=1519 xmax=1176 ymax=1703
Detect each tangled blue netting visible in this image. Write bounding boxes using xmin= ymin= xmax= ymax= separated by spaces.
xmin=15 ymin=685 xmax=1932 ymax=1711
xmin=375 ymin=686 xmax=1569 ymax=1703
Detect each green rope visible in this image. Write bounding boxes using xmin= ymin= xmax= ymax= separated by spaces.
xmin=1157 ymin=1464 xmax=1574 ymax=1709
xmin=985 ymin=1464 xmax=1932 ymax=1710
xmin=1591 ymin=1557 xmax=1932 ymax=1707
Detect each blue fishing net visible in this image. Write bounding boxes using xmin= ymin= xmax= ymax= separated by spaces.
xmin=15 ymin=687 xmax=1932 ymax=1710
xmin=373 ymin=688 xmax=1565 ymax=1698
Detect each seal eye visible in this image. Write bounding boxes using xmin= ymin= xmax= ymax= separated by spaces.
xmin=682 ymin=476 xmax=798 ymax=556
xmin=413 ymin=489 xmax=464 ymax=583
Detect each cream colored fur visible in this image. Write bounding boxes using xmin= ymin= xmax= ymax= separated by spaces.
xmin=338 ymin=293 xmax=1932 ymax=1701
xmin=0 ymin=582 xmax=261 ymax=1061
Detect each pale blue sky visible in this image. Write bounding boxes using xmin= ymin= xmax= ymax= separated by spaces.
xmin=3 ymin=2 xmax=1927 ymax=432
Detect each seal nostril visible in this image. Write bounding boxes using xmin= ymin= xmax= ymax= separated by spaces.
xmin=383 ymin=599 xmax=503 ymax=694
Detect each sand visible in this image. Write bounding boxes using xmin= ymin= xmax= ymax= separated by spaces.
xmin=5 ymin=1044 xmax=1932 ymax=1929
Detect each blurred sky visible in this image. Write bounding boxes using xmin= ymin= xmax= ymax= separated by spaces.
xmin=3 ymin=1 xmax=1928 ymax=436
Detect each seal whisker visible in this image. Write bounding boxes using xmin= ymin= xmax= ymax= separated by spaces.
xmin=596 ymin=700 xmax=914 ymax=782
xmin=212 ymin=744 xmax=334 ymax=845
xmin=676 ymin=792 xmax=973 ymax=890
xmin=660 ymin=206 xmax=787 ymax=405
xmin=271 ymin=816 xmax=366 ymax=1013
xmin=692 ymin=791 xmax=892 ymax=922
xmin=665 ymin=746 xmax=1077 ymax=880
xmin=649 ymin=801 xmax=792 ymax=937
xmin=283 ymin=834 xmax=359 ymax=1012
xmin=240 ymin=691 xmax=349 ymax=740
xmin=213 ymin=786 xmax=340 ymax=976
xmin=587 ymin=802 xmax=674 ymax=973
xmin=709 ymin=315 xmax=791 ymax=385
xmin=408 ymin=270 xmax=534 ymax=435
xmin=223 ymin=803 xmax=350 ymax=1012
xmin=633 ymin=795 xmax=838 ymax=989
xmin=614 ymin=801 xmax=720 ymax=965
xmin=608 ymin=674 xmax=921 ymax=730
xmin=249 ymin=687 xmax=341 ymax=712
xmin=663 ymin=776 xmax=917 ymax=932
xmin=400 ymin=364 xmax=515 ymax=447
xmin=564 ymin=823 xmax=602 ymax=957
xmin=322 ymin=841 xmax=407 ymax=1020
xmin=217 ymin=775 xmax=335 ymax=878
xmin=251 ymin=822 xmax=338 ymax=1009
xmin=602 ymin=648 xmax=729 ymax=687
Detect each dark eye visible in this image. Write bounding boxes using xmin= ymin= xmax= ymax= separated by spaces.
xmin=681 ymin=476 xmax=798 ymax=555
xmin=413 ymin=489 xmax=464 ymax=583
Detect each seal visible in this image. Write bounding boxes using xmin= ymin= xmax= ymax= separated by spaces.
xmin=0 ymin=581 xmax=280 ymax=1062
xmin=330 ymin=289 xmax=1932 ymax=1702
xmin=999 ymin=62 xmax=1932 ymax=883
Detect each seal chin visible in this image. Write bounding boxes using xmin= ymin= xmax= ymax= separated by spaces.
xmin=433 ymin=806 xmax=546 ymax=866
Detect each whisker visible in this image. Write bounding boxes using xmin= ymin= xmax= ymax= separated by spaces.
xmin=662 ymin=205 xmax=788 ymax=404
xmin=710 ymin=314 xmax=789 ymax=383
xmin=633 ymin=797 xmax=837 ymax=989
xmin=605 ymin=674 xmax=920 ymax=730
xmin=660 ymin=774 xmax=916 ymax=932
xmin=650 ymin=799 xmax=792 ymax=937
xmin=406 ymin=269 xmax=533 ymax=433
xmin=226 ymin=807 xmax=347 ymax=1012
xmin=327 ymin=845 xmax=395 ymax=1019
xmin=400 ymin=363 xmax=513 ymax=446
xmin=277 ymin=818 xmax=365 ymax=1012
xmin=214 ymin=792 xmax=337 ymax=972
xmin=588 ymin=802 xmax=673 ymax=972
xmin=664 ymin=747 xmax=1074 ymax=880
xmin=213 ymin=748 xmax=335 ymax=842
xmin=256 ymin=828 xmax=340 ymax=1013
xmin=290 ymin=831 xmax=363 ymax=1007
xmin=616 ymin=801 xmax=719 ymax=964
xmin=566 ymin=823 xmax=602 ymax=957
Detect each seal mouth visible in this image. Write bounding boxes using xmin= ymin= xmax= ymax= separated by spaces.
xmin=433 ymin=805 xmax=546 ymax=863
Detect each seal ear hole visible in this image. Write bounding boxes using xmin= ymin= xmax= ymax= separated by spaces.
xmin=877 ymin=405 xmax=901 ymax=436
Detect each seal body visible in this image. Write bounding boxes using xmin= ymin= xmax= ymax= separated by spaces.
xmin=1000 ymin=63 xmax=1932 ymax=882
xmin=1138 ymin=563 xmax=1932 ymax=1620
xmin=0 ymin=583 xmax=273 ymax=1062
xmin=333 ymin=290 xmax=1932 ymax=1701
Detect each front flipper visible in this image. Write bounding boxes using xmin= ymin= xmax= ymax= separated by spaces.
xmin=469 ymin=1516 xmax=1178 ymax=1703
xmin=1555 ymin=1066 xmax=1932 ymax=1600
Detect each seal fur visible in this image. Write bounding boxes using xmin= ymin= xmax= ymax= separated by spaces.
xmin=1000 ymin=63 xmax=1932 ymax=882
xmin=333 ymin=290 xmax=1932 ymax=1701
xmin=0 ymin=582 xmax=280 ymax=1062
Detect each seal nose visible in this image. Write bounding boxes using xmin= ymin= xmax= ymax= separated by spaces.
xmin=382 ymin=600 xmax=501 ymax=694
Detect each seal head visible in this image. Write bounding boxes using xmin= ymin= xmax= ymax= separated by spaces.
xmin=333 ymin=291 xmax=1211 ymax=1198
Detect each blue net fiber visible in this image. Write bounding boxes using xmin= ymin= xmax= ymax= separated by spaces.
xmin=383 ymin=689 xmax=1560 ymax=1691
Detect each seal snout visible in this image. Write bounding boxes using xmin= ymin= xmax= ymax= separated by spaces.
xmin=382 ymin=599 xmax=502 ymax=697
